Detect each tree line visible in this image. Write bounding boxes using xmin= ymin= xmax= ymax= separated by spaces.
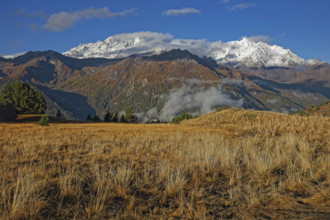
xmin=86 ymin=106 xmax=137 ymax=123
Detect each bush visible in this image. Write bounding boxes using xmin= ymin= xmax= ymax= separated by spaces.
xmin=171 ymin=112 xmax=193 ymax=124
xmin=36 ymin=115 xmax=49 ymax=126
xmin=216 ymin=105 xmax=229 ymax=112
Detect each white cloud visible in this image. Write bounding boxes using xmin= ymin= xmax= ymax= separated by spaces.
xmin=159 ymin=83 xmax=242 ymax=121
xmin=162 ymin=8 xmax=201 ymax=16
xmin=221 ymin=0 xmax=231 ymax=3
xmin=266 ymin=99 xmax=278 ymax=105
xmin=229 ymin=3 xmax=256 ymax=11
xmin=305 ymin=58 xmax=322 ymax=65
xmin=221 ymin=78 xmax=244 ymax=86
xmin=136 ymin=80 xmax=243 ymax=122
xmin=44 ymin=7 xmax=136 ymax=32
xmin=245 ymin=35 xmax=272 ymax=43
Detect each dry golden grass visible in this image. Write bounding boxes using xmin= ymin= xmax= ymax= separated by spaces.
xmin=0 ymin=109 xmax=329 ymax=219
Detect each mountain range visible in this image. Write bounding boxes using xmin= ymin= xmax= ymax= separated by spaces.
xmin=63 ymin=32 xmax=319 ymax=68
xmin=0 ymin=33 xmax=329 ymax=121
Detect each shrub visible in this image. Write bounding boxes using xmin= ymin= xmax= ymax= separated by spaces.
xmin=171 ymin=112 xmax=193 ymax=124
xmin=216 ymin=105 xmax=229 ymax=112
xmin=37 ymin=115 xmax=49 ymax=126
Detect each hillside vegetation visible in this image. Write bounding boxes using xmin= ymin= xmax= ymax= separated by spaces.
xmin=294 ymin=100 xmax=330 ymax=117
xmin=0 ymin=109 xmax=329 ymax=219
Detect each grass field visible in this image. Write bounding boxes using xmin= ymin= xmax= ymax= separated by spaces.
xmin=0 ymin=109 xmax=329 ymax=219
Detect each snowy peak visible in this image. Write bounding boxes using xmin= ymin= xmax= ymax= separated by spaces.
xmin=64 ymin=32 xmax=171 ymax=59
xmin=63 ymin=32 xmax=308 ymax=67
xmin=215 ymin=37 xmax=305 ymax=67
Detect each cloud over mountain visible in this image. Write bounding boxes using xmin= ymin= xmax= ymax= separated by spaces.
xmin=136 ymin=80 xmax=243 ymax=122
xmin=64 ymin=31 xmax=307 ymax=67
xmin=158 ymin=81 xmax=243 ymax=122
xmin=246 ymin=35 xmax=272 ymax=44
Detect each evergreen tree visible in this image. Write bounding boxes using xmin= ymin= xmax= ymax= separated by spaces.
xmin=93 ymin=115 xmax=101 ymax=122
xmin=111 ymin=112 xmax=118 ymax=123
xmin=120 ymin=114 xmax=126 ymax=123
xmin=86 ymin=114 xmax=92 ymax=121
xmin=0 ymin=81 xmax=46 ymax=114
xmin=104 ymin=111 xmax=112 ymax=122
xmin=56 ymin=108 xmax=62 ymax=119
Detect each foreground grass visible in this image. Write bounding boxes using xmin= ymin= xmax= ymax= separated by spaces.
xmin=0 ymin=109 xmax=329 ymax=219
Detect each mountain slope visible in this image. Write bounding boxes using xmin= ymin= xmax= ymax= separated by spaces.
xmin=63 ymin=32 xmax=307 ymax=68
xmin=0 ymin=49 xmax=328 ymax=120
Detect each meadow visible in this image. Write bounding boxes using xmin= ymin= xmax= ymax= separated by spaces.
xmin=0 ymin=109 xmax=329 ymax=219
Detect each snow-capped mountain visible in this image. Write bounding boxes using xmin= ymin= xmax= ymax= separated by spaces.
xmin=213 ymin=37 xmax=304 ymax=67
xmin=63 ymin=31 xmax=308 ymax=67
xmin=1 ymin=52 xmax=26 ymax=59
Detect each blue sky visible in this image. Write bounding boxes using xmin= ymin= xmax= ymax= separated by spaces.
xmin=1 ymin=0 xmax=329 ymax=62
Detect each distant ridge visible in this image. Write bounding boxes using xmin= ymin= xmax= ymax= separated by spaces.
xmin=145 ymin=49 xmax=219 ymax=70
